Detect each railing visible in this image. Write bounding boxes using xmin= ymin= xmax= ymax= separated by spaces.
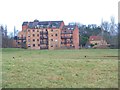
xmin=17 ymin=37 xmax=26 ymax=40
xmin=40 ymin=36 xmax=48 ymax=39
xmin=61 ymin=41 xmax=73 ymax=44
xmin=61 ymin=32 xmax=73 ymax=34
xmin=40 ymin=46 xmax=48 ymax=49
xmin=40 ymin=31 xmax=48 ymax=35
xmin=61 ymin=36 xmax=73 ymax=39
xmin=40 ymin=41 xmax=48 ymax=45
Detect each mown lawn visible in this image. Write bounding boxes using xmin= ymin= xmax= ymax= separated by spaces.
xmin=2 ymin=48 xmax=118 ymax=88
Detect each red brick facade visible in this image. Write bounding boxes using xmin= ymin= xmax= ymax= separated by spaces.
xmin=17 ymin=20 xmax=79 ymax=50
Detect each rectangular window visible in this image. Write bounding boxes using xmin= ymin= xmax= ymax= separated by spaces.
xmin=28 ymin=44 xmax=31 ymax=47
xmin=51 ymin=29 xmax=53 ymax=32
xmin=51 ymin=45 xmax=53 ymax=47
xmin=51 ymin=35 xmax=53 ymax=36
xmin=38 ymin=44 xmax=40 ymax=46
xmin=33 ymin=34 xmax=35 ymax=37
xmin=37 ymin=34 xmax=39 ymax=37
xmin=33 ymin=39 xmax=35 ymax=41
xmin=33 ymin=44 xmax=35 ymax=47
xmin=55 ymin=34 xmax=57 ymax=36
xmin=28 ymin=39 xmax=30 ymax=42
xmin=28 ymin=34 xmax=30 ymax=37
xmin=28 ymin=30 xmax=30 ymax=32
xmin=33 ymin=29 xmax=35 ymax=32
xmin=51 ymin=39 xmax=53 ymax=41
xmin=37 ymin=30 xmax=39 ymax=32
xmin=37 ymin=39 xmax=39 ymax=41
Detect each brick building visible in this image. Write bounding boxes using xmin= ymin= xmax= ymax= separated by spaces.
xmin=17 ymin=20 xmax=79 ymax=50
xmin=89 ymin=36 xmax=109 ymax=48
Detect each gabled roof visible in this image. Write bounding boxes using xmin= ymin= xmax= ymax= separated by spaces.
xmin=89 ymin=36 xmax=103 ymax=41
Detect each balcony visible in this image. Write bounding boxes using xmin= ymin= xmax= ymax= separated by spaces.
xmin=61 ymin=32 xmax=73 ymax=34
xmin=40 ymin=41 xmax=48 ymax=45
xmin=17 ymin=37 xmax=26 ymax=40
xmin=61 ymin=36 xmax=73 ymax=39
xmin=61 ymin=41 xmax=73 ymax=44
xmin=40 ymin=36 xmax=48 ymax=39
xmin=40 ymin=31 xmax=48 ymax=35
xmin=40 ymin=46 xmax=48 ymax=49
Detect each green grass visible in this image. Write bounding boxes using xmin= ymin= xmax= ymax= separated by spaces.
xmin=2 ymin=48 xmax=118 ymax=88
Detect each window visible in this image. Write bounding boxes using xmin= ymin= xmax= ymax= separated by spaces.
xmin=37 ymin=39 xmax=39 ymax=41
xmin=33 ymin=39 xmax=35 ymax=41
xmin=37 ymin=34 xmax=39 ymax=37
xmin=55 ymin=34 xmax=57 ymax=36
xmin=51 ymin=45 xmax=53 ymax=47
xmin=51 ymin=29 xmax=53 ymax=32
xmin=28 ymin=30 xmax=30 ymax=32
xmin=38 ymin=44 xmax=40 ymax=46
xmin=55 ymin=39 xmax=57 ymax=42
xmin=51 ymin=35 xmax=53 ymax=36
xmin=28 ymin=34 xmax=30 ymax=37
xmin=37 ymin=30 xmax=39 ymax=32
xmin=33 ymin=29 xmax=35 ymax=32
xmin=33 ymin=34 xmax=35 ymax=37
xmin=33 ymin=44 xmax=35 ymax=47
xmin=28 ymin=44 xmax=31 ymax=47
xmin=28 ymin=39 xmax=30 ymax=42
xmin=46 ymin=29 xmax=47 ymax=31
xmin=51 ymin=39 xmax=53 ymax=41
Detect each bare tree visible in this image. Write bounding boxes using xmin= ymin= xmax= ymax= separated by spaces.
xmin=0 ymin=25 xmax=15 ymax=48
xmin=109 ymin=16 xmax=117 ymax=36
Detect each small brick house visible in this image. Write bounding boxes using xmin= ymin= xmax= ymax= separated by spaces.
xmin=89 ymin=36 xmax=108 ymax=48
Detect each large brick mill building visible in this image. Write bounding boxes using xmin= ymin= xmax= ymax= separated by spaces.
xmin=16 ymin=20 xmax=79 ymax=50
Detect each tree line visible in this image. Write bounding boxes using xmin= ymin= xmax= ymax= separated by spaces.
xmin=0 ymin=16 xmax=118 ymax=49
xmin=0 ymin=25 xmax=16 ymax=48
xmin=69 ymin=16 xmax=118 ymax=48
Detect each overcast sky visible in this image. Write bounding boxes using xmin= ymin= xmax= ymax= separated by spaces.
xmin=0 ymin=0 xmax=119 ymax=33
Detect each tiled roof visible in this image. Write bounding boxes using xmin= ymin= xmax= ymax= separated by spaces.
xmin=62 ymin=25 xmax=76 ymax=30
xmin=89 ymin=36 xmax=103 ymax=41
xmin=22 ymin=22 xmax=28 ymax=26
xmin=23 ymin=20 xmax=63 ymax=29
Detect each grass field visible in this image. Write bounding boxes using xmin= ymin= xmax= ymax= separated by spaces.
xmin=2 ymin=48 xmax=118 ymax=88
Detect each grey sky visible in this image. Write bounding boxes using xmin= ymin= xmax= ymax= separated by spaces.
xmin=0 ymin=0 xmax=118 ymax=33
